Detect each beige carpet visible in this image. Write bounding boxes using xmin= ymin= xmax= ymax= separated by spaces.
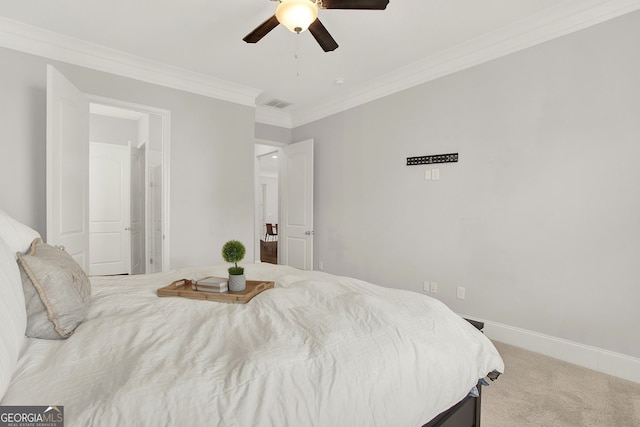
xmin=482 ymin=341 xmax=640 ymax=427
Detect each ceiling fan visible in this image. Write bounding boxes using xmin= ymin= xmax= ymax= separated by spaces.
xmin=243 ymin=0 xmax=390 ymax=52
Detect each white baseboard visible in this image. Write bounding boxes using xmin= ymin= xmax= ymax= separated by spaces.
xmin=463 ymin=316 xmax=640 ymax=384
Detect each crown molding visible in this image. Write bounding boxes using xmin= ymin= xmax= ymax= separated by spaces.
xmin=290 ymin=0 xmax=640 ymax=127
xmin=255 ymin=106 xmax=293 ymax=128
xmin=2 ymin=1 xmax=639 ymax=128
xmin=0 ymin=16 xmax=262 ymax=107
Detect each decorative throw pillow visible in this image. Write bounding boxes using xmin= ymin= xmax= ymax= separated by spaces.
xmin=17 ymin=238 xmax=91 ymax=339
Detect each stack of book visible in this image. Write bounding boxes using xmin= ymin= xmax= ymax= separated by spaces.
xmin=193 ymin=276 xmax=228 ymax=293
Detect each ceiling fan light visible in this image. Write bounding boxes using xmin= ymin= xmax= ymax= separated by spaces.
xmin=276 ymin=0 xmax=318 ymax=34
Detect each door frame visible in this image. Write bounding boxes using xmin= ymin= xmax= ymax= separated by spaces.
xmin=88 ymin=94 xmax=172 ymax=272
xmin=129 ymin=143 xmax=145 ymax=275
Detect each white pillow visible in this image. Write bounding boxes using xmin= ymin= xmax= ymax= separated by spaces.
xmin=0 ymin=209 xmax=41 ymax=258
xmin=0 ymin=236 xmax=27 ymax=400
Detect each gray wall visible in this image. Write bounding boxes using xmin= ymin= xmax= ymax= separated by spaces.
xmin=0 ymin=46 xmax=256 ymax=267
xmin=293 ymin=11 xmax=640 ymax=358
xmin=255 ymin=122 xmax=292 ymax=144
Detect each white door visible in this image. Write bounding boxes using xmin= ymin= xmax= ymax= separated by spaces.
xmin=130 ymin=145 xmax=145 ymax=274
xmin=46 ymin=65 xmax=90 ymax=270
xmin=279 ymin=139 xmax=314 ymax=270
xmin=89 ymin=142 xmax=131 ymax=275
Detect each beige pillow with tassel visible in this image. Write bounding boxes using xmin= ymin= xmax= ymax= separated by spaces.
xmin=17 ymin=238 xmax=91 ymax=339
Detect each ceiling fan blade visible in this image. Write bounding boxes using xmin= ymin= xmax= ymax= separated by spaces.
xmin=321 ymin=0 xmax=389 ymax=10
xmin=308 ymin=19 xmax=339 ymax=52
xmin=243 ymin=15 xmax=280 ymax=44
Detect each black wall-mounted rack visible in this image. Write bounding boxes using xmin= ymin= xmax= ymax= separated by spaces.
xmin=406 ymin=153 xmax=458 ymax=166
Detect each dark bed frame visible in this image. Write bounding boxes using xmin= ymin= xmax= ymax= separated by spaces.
xmin=422 ymin=382 xmax=482 ymax=427
xmin=421 ymin=318 xmax=487 ymax=427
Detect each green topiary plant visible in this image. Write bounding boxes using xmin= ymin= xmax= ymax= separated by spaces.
xmin=222 ymin=240 xmax=246 ymax=276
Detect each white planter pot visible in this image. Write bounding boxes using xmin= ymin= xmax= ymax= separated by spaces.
xmin=228 ymin=274 xmax=246 ymax=292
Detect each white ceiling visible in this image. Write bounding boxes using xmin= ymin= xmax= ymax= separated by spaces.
xmin=1 ymin=0 xmax=638 ymax=127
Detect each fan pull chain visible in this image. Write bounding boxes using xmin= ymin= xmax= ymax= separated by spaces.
xmin=295 ymin=33 xmax=301 ymax=78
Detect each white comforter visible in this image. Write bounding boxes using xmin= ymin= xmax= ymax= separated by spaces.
xmin=2 ymin=264 xmax=504 ymax=427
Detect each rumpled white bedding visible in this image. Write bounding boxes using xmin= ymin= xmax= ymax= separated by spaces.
xmin=2 ymin=264 xmax=504 ymax=427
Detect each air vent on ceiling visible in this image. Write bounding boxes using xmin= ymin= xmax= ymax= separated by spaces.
xmin=264 ymin=99 xmax=293 ymax=109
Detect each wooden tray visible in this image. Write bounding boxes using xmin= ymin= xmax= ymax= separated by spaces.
xmin=157 ymin=279 xmax=274 ymax=304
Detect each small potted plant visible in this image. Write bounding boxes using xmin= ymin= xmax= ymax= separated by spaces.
xmin=222 ymin=240 xmax=246 ymax=291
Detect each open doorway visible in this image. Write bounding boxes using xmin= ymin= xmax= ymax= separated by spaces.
xmin=253 ymin=139 xmax=315 ymax=269
xmin=254 ymin=143 xmax=282 ymax=264
xmin=88 ymin=103 xmax=164 ymax=275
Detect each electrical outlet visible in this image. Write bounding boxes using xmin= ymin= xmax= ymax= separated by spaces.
xmin=430 ymin=282 xmax=438 ymax=293
xmin=456 ymin=286 xmax=466 ymax=300
xmin=423 ymin=281 xmax=430 ymax=292
xmin=432 ymin=168 xmax=440 ymax=180
xmin=424 ymin=170 xmax=432 ymax=180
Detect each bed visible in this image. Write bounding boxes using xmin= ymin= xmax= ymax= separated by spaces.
xmin=0 ymin=210 xmax=504 ymax=426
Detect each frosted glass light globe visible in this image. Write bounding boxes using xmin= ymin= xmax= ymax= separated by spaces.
xmin=276 ymin=0 xmax=319 ymax=34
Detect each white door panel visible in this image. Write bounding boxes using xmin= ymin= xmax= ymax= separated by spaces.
xmin=280 ymin=139 xmax=314 ymax=270
xmin=90 ymin=233 xmax=123 ymax=262
xmin=89 ymin=142 xmax=131 ymax=275
xmin=46 ymin=65 xmax=90 ymax=271
xmin=285 ymin=237 xmax=308 ymax=269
